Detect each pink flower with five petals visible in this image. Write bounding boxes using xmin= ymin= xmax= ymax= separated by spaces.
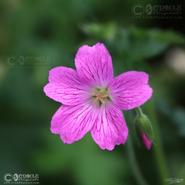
xmin=43 ymin=43 xmax=153 ymax=151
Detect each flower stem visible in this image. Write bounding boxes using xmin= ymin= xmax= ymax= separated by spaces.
xmin=127 ymin=134 xmax=149 ymax=185
xmin=136 ymin=107 xmax=144 ymax=116
xmin=146 ymin=101 xmax=169 ymax=185
xmin=126 ymin=113 xmax=149 ymax=185
xmin=126 ymin=103 xmax=169 ymax=185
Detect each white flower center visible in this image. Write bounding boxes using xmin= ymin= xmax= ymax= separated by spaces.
xmin=91 ymin=87 xmax=111 ymax=106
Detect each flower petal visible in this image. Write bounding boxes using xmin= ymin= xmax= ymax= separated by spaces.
xmin=50 ymin=106 xmax=63 ymax=134
xmin=75 ymin=43 xmax=113 ymax=85
xmin=110 ymin=71 xmax=153 ymax=110
xmin=140 ymin=132 xmax=153 ymax=150
xmin=51 ymin=103 xmax=97 ymax=144
xmin=91 ymin=104 xmax=128 ymax=151
xmin=48 ymin=66 xmax=77 ymax=83
xmin=43 ymin=67 xmax=88 ymax=105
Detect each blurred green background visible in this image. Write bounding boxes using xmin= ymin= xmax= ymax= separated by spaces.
xmin=0 ymin=0 xmax=185 ymax=185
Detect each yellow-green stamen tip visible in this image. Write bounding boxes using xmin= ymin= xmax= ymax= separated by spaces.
xmin=92 ymin=87 xmax=111 ymax=106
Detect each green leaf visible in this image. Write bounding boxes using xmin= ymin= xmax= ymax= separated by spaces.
xmin=82 ymin=23 xmax=185 ymax=62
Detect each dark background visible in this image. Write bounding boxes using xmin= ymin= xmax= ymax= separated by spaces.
xmin=0 ymin=0 xmax=185 ymax=185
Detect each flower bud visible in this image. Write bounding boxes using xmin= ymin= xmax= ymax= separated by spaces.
xmin=134 ymin=108 xmax=154 ymax=150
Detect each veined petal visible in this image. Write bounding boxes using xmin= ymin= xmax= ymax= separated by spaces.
xmin=50 ymin=106 xmax=63 ymax=134
xmin=75 ymin=43 xmax=113 ymax=85
xmin=51 ymin=103 xmax=97 ymax=144
xmin=91 ymin=104 xmax=128 ymax=151
xmin=110 ymin=71 xmax=153 ymax=110
xmin=48 ymin=66 xmax=79 ymax=83
xmin=43 ymin=67 xmax=88 ymax=105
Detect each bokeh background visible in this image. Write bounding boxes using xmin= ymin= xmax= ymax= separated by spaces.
xmin=0 ymin=0 xmax=185 ymax=185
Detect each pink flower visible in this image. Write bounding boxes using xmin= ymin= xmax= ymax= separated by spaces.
xmin=140 ymin=132 xmax=153 ymax=150
xmin=43 ymin=43 xmax=153 ymax=151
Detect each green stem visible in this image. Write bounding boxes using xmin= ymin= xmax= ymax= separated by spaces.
xmin=127 ymin=103 xmax=169 ymax=185
xmin=126 ymin=112 xmax=149 ymax=185
xmin=146 ymin=101 xmax=169 ymax=185
xmin=136 ymin=107 xmax=144 ymax=116
xmin=127 ymin=135 xmax=149 ymax=185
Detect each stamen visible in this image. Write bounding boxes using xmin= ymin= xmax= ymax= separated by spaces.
xmin=91 ymin=87 xmax=111 ymax=106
